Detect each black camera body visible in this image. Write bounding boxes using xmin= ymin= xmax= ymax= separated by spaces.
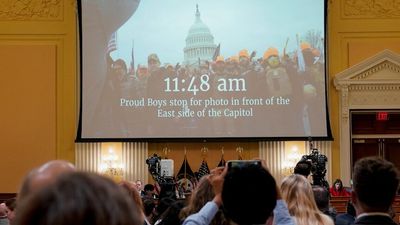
xmin=300 ymin=148 xmax=329 ymax=189
xmin=145 ymin=154 xmax=177 ymax=199
xmin=146 ymin=154 xmax=161 ymax=181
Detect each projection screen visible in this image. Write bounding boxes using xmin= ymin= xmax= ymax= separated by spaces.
xmin=77 ymin=0 xmax=330 ymax=140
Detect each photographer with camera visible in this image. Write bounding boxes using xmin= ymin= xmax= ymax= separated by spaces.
xmin=182 ymin=160 xmax=295 ymax=225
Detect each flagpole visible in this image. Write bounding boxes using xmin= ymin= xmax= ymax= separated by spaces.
xmin=184 ymin=146 xmax=187 ymax=190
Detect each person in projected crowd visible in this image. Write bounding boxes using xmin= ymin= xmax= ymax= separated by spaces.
xmin=102 ymin=56 xmax=130 ymax=136
xmin=146 ymin=53 xmax=175 ymax=133
xmin=295 ymin=41 xmax=325 ymax=136
xmin=256 ymin=46 xmax=301 ymax=135
xmin=82 ymin=0 xmax=140 ymax=136
xmin=135 ymin=64 xmax=149 ymax=97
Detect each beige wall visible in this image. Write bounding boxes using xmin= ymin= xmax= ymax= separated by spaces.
xmin=1 ymin=0 xmax=400 ymax=192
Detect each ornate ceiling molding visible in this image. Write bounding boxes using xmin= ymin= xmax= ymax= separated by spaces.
xmin=343 ymin=0 xmax=400 ymax=18
xmin=0 ymin=0 xmax=63 ymax=21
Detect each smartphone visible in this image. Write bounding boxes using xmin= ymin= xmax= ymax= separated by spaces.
xmin=227 ymin=160 xmax=262 ymax=170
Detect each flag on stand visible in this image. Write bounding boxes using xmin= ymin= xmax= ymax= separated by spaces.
xmin=176 ymin=155 xmax=196 ymax=193
xmin=197 ymin=160 xmax=210 ymax=180
xmin=107 ymin=32 xmax=117 ymax=54
xmin=217 ymin=155 xmax=226 ymax=167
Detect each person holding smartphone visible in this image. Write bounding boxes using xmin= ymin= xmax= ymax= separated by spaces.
xmin=182 ymin=160 xmax=295 ymax=225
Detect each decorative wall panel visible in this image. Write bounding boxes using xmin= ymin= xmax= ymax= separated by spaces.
xmin=0 ymin=0 xmax=63 ymax=21
xmin=343 ymin=0 xmax=400 ymax=18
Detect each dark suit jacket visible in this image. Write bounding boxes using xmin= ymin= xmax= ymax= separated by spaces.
xmin=335 ymin=213 xmax=355 ymax=225
xmin=354 ymin=215 xmax=397 ymax=225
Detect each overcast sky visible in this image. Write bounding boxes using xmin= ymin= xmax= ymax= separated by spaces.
xmin=110 ymin=0 xmax=325 ymax=66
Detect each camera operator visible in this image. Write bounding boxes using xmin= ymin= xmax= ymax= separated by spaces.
xmin=145 ymin=154 xmax=177 ymax=200
xmin=299 ymin=148 xmax=329 ymax=189
xmin=182 ymin=161 xmax=295 ymax=225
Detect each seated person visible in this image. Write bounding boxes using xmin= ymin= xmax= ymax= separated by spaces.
xmin=330 ymin=179 xmax=350 ymax=197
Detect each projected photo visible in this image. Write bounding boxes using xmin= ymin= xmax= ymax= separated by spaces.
xmin=79 ymin=0 xmax=327 ymax=139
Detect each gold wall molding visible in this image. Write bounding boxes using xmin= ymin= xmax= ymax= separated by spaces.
xmin=334 ymin=49 xmax=400 ymax=186
xmin=0 ymin=0 xmax=63 ymax=21
xmin=343 ymin=0 xmax=400 ymax=18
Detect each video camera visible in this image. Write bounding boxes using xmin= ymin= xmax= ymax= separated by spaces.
xmin=299 ymin=139 xmax=329 ymax=189
xmin=145 ymin=154 xmax=176 ymax=199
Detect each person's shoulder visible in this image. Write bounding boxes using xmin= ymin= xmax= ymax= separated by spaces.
xmin=320 ymin=213 xmax=334 ymax=225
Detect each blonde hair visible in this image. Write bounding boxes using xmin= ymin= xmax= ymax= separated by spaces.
xmin=281 ymin=174 xmax=331 ymax=225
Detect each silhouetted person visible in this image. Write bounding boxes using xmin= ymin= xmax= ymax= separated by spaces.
xmin=335 ymin=201 xmax=356 ymax=225
xmin=313 ymin=185 xmax=337 ymax=222
xmin=14 ymin=172 xmax=143 ymax=225
xmin=294 ymin=160 xmax=311 ymax=178
xmin=352 ymin=157 xmax=399 ymax=225
xmin=18 ymin=160 xmax=76 ymax=201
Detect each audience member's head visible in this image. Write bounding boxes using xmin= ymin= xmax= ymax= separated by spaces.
xmin=352 ymin=157 xmax=400 ymax=213
xmin=18 ymin=160 xmax=76 ymax=200
xmin=294 ymin=160 xmax=312 ymax=178
xmin=14 ymin=172 xmax=143 ymax=225
xmin=180 ymin=175 xmax=229 ymax=225
xmin=0 ymin=203 xmax=7 ymax=219
xmin=281 ymin=174 xmax=333 ymax=225
xmin=5 ymin=197 xmax=17 ymax=222
xmin=181 ymin=176 xmax=214 ymax=217
xmin=119 ymin=180 xmax=144 ymax=212
xmin=312 ymin=185 xmax=330 ymax=212
xmin=312 ymin=185 xmax=336 ymax=222
xmin=143 ymin=184 xmax=155 ymax=198
xmin=135 ymin=180 xmax=143 ymax=191
xmin=222 ymin=164 xmax=277 ymax=225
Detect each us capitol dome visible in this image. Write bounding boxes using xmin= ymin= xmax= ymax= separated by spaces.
xmin=183 ymin=5 xmax=217 ymax=67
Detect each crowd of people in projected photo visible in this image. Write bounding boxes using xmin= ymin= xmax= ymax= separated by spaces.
xmin=108 ymin=42 xmax=324 ymax=104
xmin=102 ymin=41 xmax=326 ymax=136
xmin=1 ymin=156 xmax=400 ymax=225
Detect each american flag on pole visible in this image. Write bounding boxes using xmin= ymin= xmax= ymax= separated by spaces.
xmin=196 ymin=160 xmax=210 ymax=180
xmin=107 ymin=32 xmax=117 ymax=53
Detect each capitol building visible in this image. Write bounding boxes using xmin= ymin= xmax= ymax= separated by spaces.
xmin=183 ymin=5 xmax=217 ymax=67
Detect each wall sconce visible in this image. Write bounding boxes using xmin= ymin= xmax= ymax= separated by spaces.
xmin=282 ymin=141 xmax=305 ymax=176
xmin=100 ymin=144 xmax=124 ymax=182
